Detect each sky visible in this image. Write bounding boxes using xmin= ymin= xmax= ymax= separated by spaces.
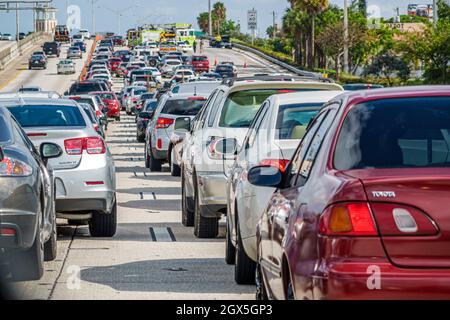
xmin=0 ymin=0 xmax=438 ymax=37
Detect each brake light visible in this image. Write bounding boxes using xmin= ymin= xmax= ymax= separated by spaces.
xmin=64 ymin=137 xmax=106 ymax=155
xmin=0 ymin=157 xmax=33 ymax=176
xmin=155 ymin=117 xmax=174 ymax=129
xmin=0 ymin=228 xmax=16 ymax=236
xmin=319 ymin=202 xmax=378 ymax=236
xmin=187 ymin=97 xmax=206 ymax=101
xmin=96 ymin=110 xmax=101 ymax=118
xmin=277 ymin=89 xmax=295 ymax=93
xmin=260 ymin=159 xmax=289 ymax=173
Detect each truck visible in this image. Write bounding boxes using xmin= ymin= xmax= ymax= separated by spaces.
xmin=141 ymin=30 xmax=161 ymax=45
xmin=54 ymin=25 xmax=70 ymax=43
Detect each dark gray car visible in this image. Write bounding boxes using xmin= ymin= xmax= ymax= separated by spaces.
xmin=0 ymin=106 xmax=62 ymax=281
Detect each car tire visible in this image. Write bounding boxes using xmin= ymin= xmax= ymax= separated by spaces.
xmin=181 ymin=168 xmax=194 ymax=227
xmin=235 ymin=223 xmax=256 ymax=285
xmin=170 ymin=148 xmax=181 ymax=177
xmin=193 ymin=176 xmax=219 ymax=238
xmin=145 ymin=144 xmax=150 ymax=168
xmin=255 ymin=262 xmax=268 ymax=300
xmin=225 ymin=216 xmax=236 ymax=265
xmin=89 ymin=200 xmax=117 ymax=237
xmin=137 ymin=133 xmax=145 ymax=143
xmin=148 ymin=147 xmax=162 ymax=172
xmin=44 ymin=210 xmax=57 ymax=262
xmin=11 ymin=220 xmax=44 ymax=281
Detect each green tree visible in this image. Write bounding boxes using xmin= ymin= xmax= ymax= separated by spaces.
xmin=197 ymin=12 xmax=210 ymax=34
xmin=291 ymin=0 xmax=330 ymax=69
xmin=364 ymin=53 xmax=411 ymax=85
xmin=438 ymin=0 xmax=450 ymax=20
xmin=283 ymin=7 xmax=309 ymax=65
xmin=352 ymin=0 xmax=367 ymax=17
xmin=212 ymin=2 xmax=227 ymax=35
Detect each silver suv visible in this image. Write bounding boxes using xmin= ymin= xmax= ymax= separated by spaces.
xmin=180 ymin=78 xmax=344 ymax=238
xmin=145 ymin=93 xmax=207 ymax=171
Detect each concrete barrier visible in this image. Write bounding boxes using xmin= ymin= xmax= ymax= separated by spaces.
xmin=0 ymin=32 xmax=52 ymax=70
xmin=232 ymin=42 xmax=329 ymax=81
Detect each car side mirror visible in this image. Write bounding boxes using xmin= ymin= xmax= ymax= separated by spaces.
xmin=248 ymin=166 xmax=282 ymax=188
xmin=40 ymin=143 xmax=63 ymax=164
xmin=174 ymin=117 xmax=191 ymax=132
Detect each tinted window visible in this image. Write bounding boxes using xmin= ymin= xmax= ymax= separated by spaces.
xmin=161 ymin=99 xmax=206 ymax=116
xmin=334 ymin=97 xmax=450 ymax=170
xmin=100 ymin=93 xmax=115 ymax=100
xmin=141 ymin=93 xmax=155 ymax=100
xmin=276 ymin=103 xmax=322 ymax=140
xmin=133 ymin=89 xmax=147 ymax=96
xmin=72 ymin=83 xmax=102 ymax=94
xmin=193 ymin=56 xmax=207 ymax=61
xmin=144 ymin=101 xmax=158 ymax=112
xmin=8 ymin=105 xmax=86 ymax=127
xmin=0 ymin=114 xmax=12 ymax=144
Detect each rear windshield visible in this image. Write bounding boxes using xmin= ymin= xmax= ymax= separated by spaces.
xmin=161 ymin=99 xmax=205 ymax=116
xmin=334 ymin=97 xmax=450 ymax=170
xmin=100 ymin=93 xmax=115 ymax=100
xmin=141 ymin=93 xmax=155 ymax=100
xmin=72 ymin=83 xmax=102 ymax=94
xmin=193 ymin=56 xmax=207 ymax=61
xmin=44 ymin=42 xmax=57 ymax=48
xmin=145 ymin=101 xmax=158 ymax=111
xmin=8 ymin=105 xmax=86 ymax=128
xmin=276 ymin=104 xmax=322 ymax=140
xmin=0 ymin=114 xmax=12 ymax=144
xmin=133 ymin=89 xmax=147 ymax=96
xmin=219 ymin=89 xmax=305 ymax=128
xmin=71 ymin=98 xmax=94 ymax=108
xmin=167 ymin=60 xmax=180 ymax=65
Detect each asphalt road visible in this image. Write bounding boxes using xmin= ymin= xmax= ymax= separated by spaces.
xmin=4 ymin=44 xmax=285 ymax=300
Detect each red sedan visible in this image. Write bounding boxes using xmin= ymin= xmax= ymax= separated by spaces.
xmin=249 ymin=86 xmax=450 ymax=300
xmin=89 ymin=91 xmax=121 ymax=121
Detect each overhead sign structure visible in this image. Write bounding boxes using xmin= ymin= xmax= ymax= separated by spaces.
xmin=248 ymin=9 xmax=257 ymax=31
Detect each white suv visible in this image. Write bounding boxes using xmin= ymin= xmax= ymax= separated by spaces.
xmin=180 ymin=77 xmax=344 ymax=238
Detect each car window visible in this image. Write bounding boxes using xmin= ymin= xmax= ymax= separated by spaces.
xmin=8 ymin=105 xmax=86 ymax=128
xmin=288 ymin=111 xmax=328 ymax=187
xmin=11 ymin=118 xmax=38 ymax=154
xmin=247 ymin=101 xmax=270 ymax=148
xmin=161 ymin=99 xmax=206 ymax=116
xmin=297 ymin=109 xmax=337 ymax=186
xmin=334 ymin=97 xmax=450 ymax=170
xmin=276 ymin=103 xmax=322 ymax=140
xmin=207 ymin=90 xmax=225 ymax=127
xmin=194 ymin=90 xmax=218 ymax=130
xmin=0 ymin=113 xmax=12 ymax=144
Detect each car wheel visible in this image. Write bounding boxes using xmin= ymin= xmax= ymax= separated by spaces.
xmin=170 ymin=147 xmax=181 ymax=177
xmin=225 ymin=215 xmax=236 ymax=265
xmin=193 ymin=175 xmax=219 ymax=238
xmin=181 ymin=168 xmax=194 ymax=227
xmin=148 ymin=146 xmax=162 ymax=172
xmin=89 ymin=200 xmax=117 ymax=237
xmin=44 ymin=208 xmax=57 ymax=261
xmin=235 ymin=222 xmax=256 ymax=285
xmin=137 ymin=133 xmax=145 ymax=143
xmin=11 ymin=216 xmax=44 ymax=281
xmin=145 ymin=144 xmax=150 ymax=169
xmin=255 ymin=262 xmax=268 ymax=300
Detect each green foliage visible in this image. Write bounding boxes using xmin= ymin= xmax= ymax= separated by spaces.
xmin=364 ymin=53 xmax=411 ymax=85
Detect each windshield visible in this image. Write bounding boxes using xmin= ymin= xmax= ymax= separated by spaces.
xmin=8 ymin=105 xmax=86 ymax=128
xmin=73 ymin=83 xmax=103 ymax=93
xmin=161 ymin=99 xmax=205 ymax=116
xmin=219 ymin=89 xmax=302 ymax=128
xmin=334 ymin=97 xmax=450 ymax=170
xmin=276 ymin=103 xmax=322 ymax=140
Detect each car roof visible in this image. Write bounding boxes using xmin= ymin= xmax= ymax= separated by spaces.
xmin=168 ymin=93 xmax=208 ymax=100
xmin=271 ymin=90 xmax=345 ymax=106
xmin=0 ymin=92 xmax=61 ymax=99
xmin=0 ymin=97 xmax=79 ymax=106
xmin=218 ymin=81 xmax=344 ymax=94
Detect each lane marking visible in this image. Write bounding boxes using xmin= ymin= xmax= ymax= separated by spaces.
xmin=0 ymin=68 xmax=25 ymax=92
xmin=149 ymin=227 xmax=176 ymax=242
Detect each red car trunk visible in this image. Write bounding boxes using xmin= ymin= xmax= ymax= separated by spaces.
xmin=346 ymin=169 xmax=450 ymax=268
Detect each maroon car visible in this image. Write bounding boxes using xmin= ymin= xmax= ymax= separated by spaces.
xmin=249 ymin=86 xmax=450 ymax=300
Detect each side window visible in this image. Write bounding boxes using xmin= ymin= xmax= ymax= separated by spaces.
xmin=207 ymin=90 xmax=225 ymax=127
xmin=247 ymin=101 xmax=270 ymax=148
xmin=193 ymin=90 xmax=217 ymax=131
xmin=11 ymin=119 xmax=35 ymax=153
xmin=288 ymin=111 xmax=328 ymax=187
xmin=297 ymin=109 xmax=338 ymax=186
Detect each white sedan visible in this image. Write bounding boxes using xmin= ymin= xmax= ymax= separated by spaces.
xmin=57 ymin=59 xmax=76 ymax=74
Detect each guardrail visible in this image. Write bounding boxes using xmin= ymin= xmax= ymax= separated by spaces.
xmin=232 ymin=42 xmax=326 ymax=80
xmin=0 ymin=32 xmax=52 ymax=70
xmin=79 ymin=35 xmax=103 ymax=81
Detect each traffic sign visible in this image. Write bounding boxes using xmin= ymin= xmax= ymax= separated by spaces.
xmin=248 ymin=9 xmax=257 ymax=30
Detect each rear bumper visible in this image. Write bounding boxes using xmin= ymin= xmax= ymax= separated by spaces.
xmin=0 ymin=210 xmax=37 ymax=250
xmin=309 ymin=261 xmax=450 ymax=300
xmin=53 ymin=154 xmax=116 ymax=214
xmin=107 ymin=108 xmax=120 ymax=118
xmin=197 ymin=171 xmax=227 ymax=218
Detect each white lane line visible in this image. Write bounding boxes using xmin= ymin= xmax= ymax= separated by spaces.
xmin=149 ymin=227 xmax=176 ymax=242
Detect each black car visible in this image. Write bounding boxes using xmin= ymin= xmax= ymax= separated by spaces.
xmin=28 ymin=55 xmax=47 ymax=70
xmin=42 ymin=41 xmax=60 ymax=57
xmin=136 ymin=99 xmax=158 ymax=142
xmin=214 ymin=64 xmax=236 ymax=78
xmin=65 ymin=81 xmax=107 ymax=95
xmin=0 ymin=106 xmax=62 ymax=281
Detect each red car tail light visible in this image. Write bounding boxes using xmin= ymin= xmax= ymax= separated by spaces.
xmin=155 ymin=117 xmax=174 ymax=129
xmin=259 ymin=159 xmax=290 ymax=173
xmin=319 ymin=202 xmax=378 ymax=236
xmin=0 ymin=228 xmax=16 ymax=236
xmin=0 ymin=157 xmax=32 ymax=176
xmin=95 ymin=110 xmax=101 ymax=118
xmin=370 ymin=203 xmax=438 ymax=236
xmin=64 ymin=137 xmax=106 ymax=155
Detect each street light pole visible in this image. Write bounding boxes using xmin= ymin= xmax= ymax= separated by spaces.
xmin=208 ymin=0 xmax=212 ymax=36
xmin=15 ymin=2 xmax=19 ymax=42
xmin=91 ymin=0 xmax=95 ymax=36
xmin=272 ymin=11 xmax=276 ymax=40
xmin=433 ymin=0 xmax=438 ymax=27
xmin=343 ymin=0 xmax=349 ymax=74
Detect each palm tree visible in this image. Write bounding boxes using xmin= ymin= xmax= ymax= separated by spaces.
xmin=197 ymin=12 xmax=210 ymax=34
xmin=213 ymin=2 xmax=227 ymax=35
xmin=283 ymin=7 xmax=309 ymax=65
xmin=353 ymin=0 xmax=367 ymax=17
xmin=291 ymin=0 xmax=329 ymax=69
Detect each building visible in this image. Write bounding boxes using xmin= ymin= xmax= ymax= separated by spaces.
xmin=35 ymin=5 xmax=58 ymax=34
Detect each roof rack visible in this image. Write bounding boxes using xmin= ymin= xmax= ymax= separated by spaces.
xmin=221 ymin=74 xmax=333 ymax=87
